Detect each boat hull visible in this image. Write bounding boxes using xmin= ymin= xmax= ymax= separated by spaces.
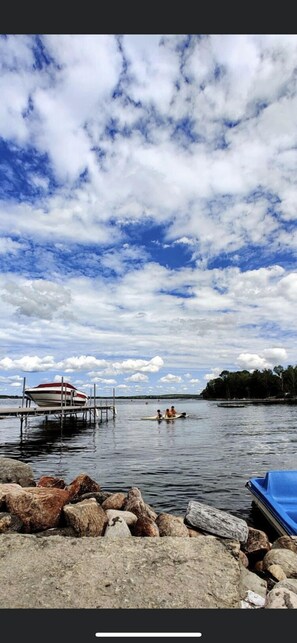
xmin=25 ymin=383 xmax=88 ymax=408
xmin=246 ymin=470 xmax=297 ymax=536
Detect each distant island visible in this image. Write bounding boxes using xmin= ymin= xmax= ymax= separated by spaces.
xmin=201 ymin=365 xmax=296 ymax=400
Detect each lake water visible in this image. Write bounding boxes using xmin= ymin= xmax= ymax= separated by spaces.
xmin=1 ymin=397 xmax=297 ymax=526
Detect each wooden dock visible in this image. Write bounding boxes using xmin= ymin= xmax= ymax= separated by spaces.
xmin=0 ymin=403 xmax=116 ymax=425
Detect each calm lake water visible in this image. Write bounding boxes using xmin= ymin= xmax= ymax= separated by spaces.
xmin=1 ymin=397 xmax=297 ymax=525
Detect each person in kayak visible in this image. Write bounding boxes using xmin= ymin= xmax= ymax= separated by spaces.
xmin=170 ymin=405 xmax=177 ymax=416
xmin=157 ymin=409 xmax=162 ymax=419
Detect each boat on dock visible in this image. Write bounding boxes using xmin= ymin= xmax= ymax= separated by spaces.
xmin=246 ymin=470 xmax=297 ymax=536
xmin=25 ymin=382 xmax=89 ymax=407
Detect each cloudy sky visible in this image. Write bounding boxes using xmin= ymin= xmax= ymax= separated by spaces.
xmin=0 ymin=33 xmax=296 ymax=397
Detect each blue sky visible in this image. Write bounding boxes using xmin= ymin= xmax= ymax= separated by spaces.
xmin=0 ymin=33 xmax=296 ymax=397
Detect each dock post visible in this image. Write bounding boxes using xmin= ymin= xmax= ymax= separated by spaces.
xmin=61 ymin=376 xmax=64 ymax=426
xmin=89 ymin=387 xmax=92 ymax=424
xmin=113 ymin=387 xmax=116 ymax=418
xmin=22 ymin=377 xmax=26 ymax=407
xmin=93 ymin=383 xmax=96 ymax=423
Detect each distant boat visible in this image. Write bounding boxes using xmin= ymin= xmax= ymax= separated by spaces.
xmin=25 ymin=382 xmax=89 ymax=407
xmin=217 ymin=402 xmax=246 ymax=408
xmin=246 ymin=470 xmax=297 ymax=536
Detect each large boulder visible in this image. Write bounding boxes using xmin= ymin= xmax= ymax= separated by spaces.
xmin=63 ymin=498 xmax=108 ymax=536
xmin=2 ymin=484 xmax=70 ymax=532
xmin=0 ymin=458 xmax=35 ymax=487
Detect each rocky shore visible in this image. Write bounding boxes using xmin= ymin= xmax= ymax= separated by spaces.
xmin=1 ymin=456 xmax=297 ymax=609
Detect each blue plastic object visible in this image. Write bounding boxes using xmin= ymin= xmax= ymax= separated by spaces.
xmin=246 ymin=470 xmax=297 ymax=536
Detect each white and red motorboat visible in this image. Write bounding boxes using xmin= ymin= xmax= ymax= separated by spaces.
xmin=24 ymin=382 xmax=89 ymax=407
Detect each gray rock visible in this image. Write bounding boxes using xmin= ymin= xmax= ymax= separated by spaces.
xmin=105 ymin=509 xmax=138 ymax=525
xmin=0 ymin=458 xmax=35 ymax=487
xmin=104 ymin=515 xmax=132 ymax=538
xmin=239 ymin=564 xmax=267 ymax=599
xmin=185 ymin=500 xmax=249 ymax=543
xmin=263 ymin=548 xmax=297 ymax=578
xmin=275 ymin=578 xmax=297 ymax=595
xmin=265 ymin=586 xmax=297 ymax=608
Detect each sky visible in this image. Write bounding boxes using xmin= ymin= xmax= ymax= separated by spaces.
xmin=0 ymin=33 xmax=296 ymax=398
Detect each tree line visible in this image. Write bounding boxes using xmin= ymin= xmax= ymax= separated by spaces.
xmin=201 ymin=365 xmax=297 ymax=400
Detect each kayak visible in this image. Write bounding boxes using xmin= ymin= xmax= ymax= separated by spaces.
xmin=141 ymin=413 xmax=188 ymax=420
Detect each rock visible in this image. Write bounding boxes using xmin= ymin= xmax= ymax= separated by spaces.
xmin=239 ymin=565 xmax=267 ymax=599
xmin=187 ymin=528 xmax=204 ymax=537
xmin=244 ymin=526 xmax=271 ymax=558
xmin=66 ymin=474 xmax=101 ymax=501
xmin=0 ymin=512 xmax=23 ymax=533
xmin=275 ymin=578 xmax=297 ymax=595
xmin=222 ymin=539 xmax=240 ymax=558
xmin=240 ymin=589 xmax=266 ymax=609
xmin=70 ymin=491 xmax=110 ymax=504
xmin=185 ymin=500 xmax=249 ymax=543
xmin=123 ymin=487 xmax=157 ymax=520
xmin=63 ymin=498 xmax=107 ymax=536
xmin=265 ymin=586 xmax=297 ymax=608
xmin=4 ymin=485 xmax=70 ymax=532
xmin=271 ymin=535 xmax=297 ymax=554
xmin=37 ymin=476 xmax=66 ymax=489
xmin=267 ymin=564 xmax=287 ymax=582
xmin=101 ymin=492 xmax=126 ymax=510
xmin=105 ymin=509 xmax=138 ymax=526
xmin=239 ymin=551 xmax=249 ymax=567
xmin=263 ymin=549 xmax=297 ymax=578
xmin=0 ymin=483 xmax=23 ymax=508
xmin=0 ymin=458 xmax=35 ymax=487
xmin=104 ymin=515 xmax=132 ymax=538
xmin=131 ymin=516 xmax=159 ymax=537
xmin=156 ymin=513 xmax=189 ymax=536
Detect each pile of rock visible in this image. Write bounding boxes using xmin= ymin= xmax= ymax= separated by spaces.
xmin=1 ymin=456 xmax=297 ymax=608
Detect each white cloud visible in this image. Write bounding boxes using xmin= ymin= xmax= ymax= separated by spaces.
xmin=125 ymin=373 xmax=148 ymax=382
xmin=204 ymin=368 xmax=221 ymax=381
xmin=262 ymin=348 xmax=288 ymax=362
xmin=0 ymin=355 xmax=56 ymax=372
xmin=159 ymin=374 xmax=182 ymax=383
xmin=1 ymin=279 xmax=72 ymax=320
xmin=0 ymin=238 xmax=24 ymax=255
xmin=237 ymin=353 xmax=271 ymax=371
